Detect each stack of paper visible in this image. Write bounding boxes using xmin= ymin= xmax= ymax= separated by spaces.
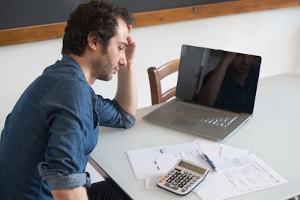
xmin=126 ymin=138 xmax=287 ymax=200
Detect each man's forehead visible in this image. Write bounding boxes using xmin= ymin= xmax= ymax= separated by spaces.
xmin=116 ymin=18 xmax=130 ymax=32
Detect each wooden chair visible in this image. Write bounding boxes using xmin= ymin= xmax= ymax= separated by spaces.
xmin=147 ymin=59 xmax=180 ymax=105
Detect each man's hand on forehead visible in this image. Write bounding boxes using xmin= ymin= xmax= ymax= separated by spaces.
xmin=127 ymin=24 xmax=132 ymax=33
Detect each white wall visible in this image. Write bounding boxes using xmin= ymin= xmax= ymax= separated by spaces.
xmin=1 ymin=6 xmax=300 ymax=128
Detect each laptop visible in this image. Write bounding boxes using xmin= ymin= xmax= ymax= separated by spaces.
xmin=143 ymin=44 xmax=261 ymax=141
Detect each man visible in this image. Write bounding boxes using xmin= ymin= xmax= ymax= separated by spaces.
xmin=0 ymin=1 xmax=136 ymax=199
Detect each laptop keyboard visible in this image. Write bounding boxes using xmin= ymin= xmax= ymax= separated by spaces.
xmin=166 ymin=101 xmax=238 ymax=128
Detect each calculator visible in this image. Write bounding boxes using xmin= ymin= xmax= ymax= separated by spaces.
xmin=157 ymin=159 xmax=209 ymax=195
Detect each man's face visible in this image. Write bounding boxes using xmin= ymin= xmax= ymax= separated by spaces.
xmin=231 ymin=54 xmax=255 ymax=75
xmin=92 ymin=18 xmax=130 ymax=81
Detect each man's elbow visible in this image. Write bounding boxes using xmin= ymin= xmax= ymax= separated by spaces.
xmin=124 ymin=116 xmax=136 ymax=129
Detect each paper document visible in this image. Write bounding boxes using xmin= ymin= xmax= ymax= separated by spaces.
xmin=126 ymin=141 xmax=204 ymax=180
xmin=126 ymin=139 xmax=287 ymax=200
xmin=194 ymin=138 xmax=249 ymax=162
xmin=126 ymin=138 xmax=248 ymax=180
xmin=195 ymin=154 xmax=287 ymax=200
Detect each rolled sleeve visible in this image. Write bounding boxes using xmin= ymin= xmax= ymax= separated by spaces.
xmin=96 ymin=96 xmax=135 ymax=128
xmin=38 ymin=162 xmax=91 ymax=190
xmin=117 ymin=104 xmax=135 ymax=129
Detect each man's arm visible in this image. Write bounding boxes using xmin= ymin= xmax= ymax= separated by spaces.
xmin=51 ymin=187 xmax=88 ymax=200
xmin=115 ymin=32 xmax=137 ymax=118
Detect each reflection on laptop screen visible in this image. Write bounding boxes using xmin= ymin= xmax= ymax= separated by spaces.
xmin=176 ymin=45 xmax=261 ymax=114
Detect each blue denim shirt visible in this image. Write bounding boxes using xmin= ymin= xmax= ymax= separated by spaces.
xmin=0 ymin=56 xmax=135 ymax=199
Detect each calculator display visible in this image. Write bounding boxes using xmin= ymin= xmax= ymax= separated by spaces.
xmin=178 ymin=160 xmax=206 ymax=175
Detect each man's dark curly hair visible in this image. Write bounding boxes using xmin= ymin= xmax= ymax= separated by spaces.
xmin=61 ymin=0 xmax=134 ymax=56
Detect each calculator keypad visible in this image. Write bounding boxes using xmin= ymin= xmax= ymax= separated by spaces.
xmin=158 ymin=168 xmax=201 ymax=194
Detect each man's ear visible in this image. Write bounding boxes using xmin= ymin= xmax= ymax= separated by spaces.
xmin=87 ymin=34 xmax=98 ymax=51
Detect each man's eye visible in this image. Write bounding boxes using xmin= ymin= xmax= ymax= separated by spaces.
xmin=119 ymin=46 xmax=126 ymax=51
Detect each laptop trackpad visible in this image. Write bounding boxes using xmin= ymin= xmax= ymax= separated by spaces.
xmin=168 ymin=118 xmax=196 ymax=130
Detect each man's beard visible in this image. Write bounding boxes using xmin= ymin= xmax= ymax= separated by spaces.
xmin=92 ymin=52 xmax=115 ymax=81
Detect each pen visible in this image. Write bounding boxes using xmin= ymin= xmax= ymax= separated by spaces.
xmin=203 ymin=154 xmax=218 ymax=172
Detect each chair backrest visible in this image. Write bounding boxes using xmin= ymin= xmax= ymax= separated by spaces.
xmin=147 ymin=59 xmax=180 ymax=105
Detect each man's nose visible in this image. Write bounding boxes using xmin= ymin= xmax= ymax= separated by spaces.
xmin=119 ymin=52 xmax=127 ymax=66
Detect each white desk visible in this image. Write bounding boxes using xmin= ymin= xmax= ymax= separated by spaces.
xmin=91 ymin=70 xmax=300 ymax=200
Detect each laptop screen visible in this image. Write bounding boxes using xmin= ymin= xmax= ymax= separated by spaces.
xmin=176 ymin=45 xmax=261 ymax=114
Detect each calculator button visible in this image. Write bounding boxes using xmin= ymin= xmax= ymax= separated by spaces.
xmin=158 ymin=177 xmax=167 ymax=183
xmin=172 ymin=181 xmax=178 ymax=185
xmin=165 ymin=183 xmax=178 ymax=190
